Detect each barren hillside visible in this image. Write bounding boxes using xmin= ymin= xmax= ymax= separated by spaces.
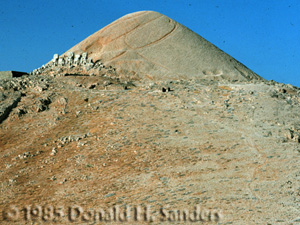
xmin=1 ymin=11 xmax=300 ymax=224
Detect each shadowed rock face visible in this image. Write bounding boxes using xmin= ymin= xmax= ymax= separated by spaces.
xmin=64 ymin=11 xmax=264 ymax=82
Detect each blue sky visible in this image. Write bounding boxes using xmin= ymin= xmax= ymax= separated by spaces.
xmin=1 ymin=0 xmax=299 ymax=86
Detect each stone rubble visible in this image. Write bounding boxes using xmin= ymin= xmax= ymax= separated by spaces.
xmin=30 ymin=52 xmax=114 ymax=78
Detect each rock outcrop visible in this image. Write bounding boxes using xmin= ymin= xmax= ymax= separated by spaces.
xmin=0 ymin=92 xmax=21 ymax=123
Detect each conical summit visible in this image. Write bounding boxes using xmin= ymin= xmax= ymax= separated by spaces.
xmin=64 ymin=11 xmax=264 ymax=82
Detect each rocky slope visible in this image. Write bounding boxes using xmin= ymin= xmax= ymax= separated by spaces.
xmin=1 ymin=71 xmax=300 ymax=224
xmin=1 ymin=11 xmax=300 ymax=225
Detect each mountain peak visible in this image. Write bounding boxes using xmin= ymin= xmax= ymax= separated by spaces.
xmin=64 ymin=11 xmax=264 ymax=82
